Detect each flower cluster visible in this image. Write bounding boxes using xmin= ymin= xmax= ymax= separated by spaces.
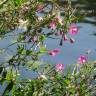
xmin=48 ymin=48 xmax=64 ymax=72
xmin=48 ymin=47 xmax=88 ymax=72
xmin=50 ymin=16 xmax=78 ymax=44
xmin=50 ymin=16 xmax=63 ymax=30
xmin=64 ymin=24 xmax=78 ymax=43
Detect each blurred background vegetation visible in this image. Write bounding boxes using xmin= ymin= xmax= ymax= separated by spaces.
xmin=56 ymin=0 xmax=96 ymax=25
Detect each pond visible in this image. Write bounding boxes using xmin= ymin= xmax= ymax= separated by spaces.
xmin=42 ymin=22 xmax=96 ymax=65
xmin=0 ymin=22 xmax=96 ymax=93
xmin=0 ymin=22 xmax=96 ymax=70
xmin=0 ymin=23 xmax=96 ymax=63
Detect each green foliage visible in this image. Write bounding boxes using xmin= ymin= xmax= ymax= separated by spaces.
xmin=4 ymin=62 xmax=95 ymax=96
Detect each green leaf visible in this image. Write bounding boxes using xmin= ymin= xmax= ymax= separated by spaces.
xmin=40 ymin=46 xmax=47 ymax=53
xmin=57 ymin=22 xmax=62 ymax=29
xmin=64 ymin=79 xmax=70 ymax=85
xmin=39 ymin=35 xmax=45 ymax=41
xmin=14 ymin=0 xmax=26 ymax=7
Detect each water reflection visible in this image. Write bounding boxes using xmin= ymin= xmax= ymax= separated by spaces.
xmin=73 ymin=0 xmax=96 ymax=25
xmin=58 ymin=0 xmax=96 ymax=25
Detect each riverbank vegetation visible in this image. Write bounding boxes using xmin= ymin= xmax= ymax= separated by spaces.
xmin=0 ymin=0 xmax=96 ymax=96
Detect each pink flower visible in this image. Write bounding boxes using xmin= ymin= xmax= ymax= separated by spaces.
xmin=69 ymin=38 xmax=75 ymax=43
xmin=64 ymin=34 xmax=68 ymax=41
xmin=56 ymin=16 xmax=63 ymax=25
xmin=48 ymin=51 xmax=56 ymax=56
xmin=21 ymin=5 xmax=29 ymax=13
xmin=48 ymin=48 xmax=60 ymax=56
xmin=37 ymin=16 xmax=43 ymax=21
xmin=53 ymin=48 xmax=60 ymax=53
xmin=31 ymin=36 xmax=37 ymax=42
xmin=78 ymin=55 xmax=87 ymax=64
xmin=69 ymin=25 xmax=78 ymax=35
xmin=36 ymin=5 xmax=43 ymax=12
xmin=50 ymin=21 xmax=56 ymax=30
xmin=55 ymin=64 xmax=64 ymax=72
xmin=56 ymin=16 xmax=61 ymax=20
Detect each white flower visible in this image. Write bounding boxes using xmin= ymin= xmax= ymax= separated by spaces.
xmin=18 ymin=19 xmax=28 ymax=31
xmin=37 ymin=16 xmax=43 ymax=21
xmin=39 ymin=74 xmax=47 ymax=80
